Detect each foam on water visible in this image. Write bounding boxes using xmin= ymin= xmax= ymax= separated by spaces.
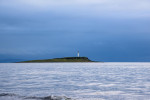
xmin=0 ymin=63 xmax=150 ymax=100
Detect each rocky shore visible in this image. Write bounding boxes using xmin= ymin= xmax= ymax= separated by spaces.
xmin=0 ymin=93 xmax=74 ymax=100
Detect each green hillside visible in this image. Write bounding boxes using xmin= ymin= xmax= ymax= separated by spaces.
xmin=19 ymin=57 xmax=94 ymax=63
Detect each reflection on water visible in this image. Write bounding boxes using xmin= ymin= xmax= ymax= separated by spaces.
xmin=0 ymin=63 xmax=150 ymax=100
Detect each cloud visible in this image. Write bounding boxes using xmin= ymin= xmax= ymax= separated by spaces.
xmin=0 ymin=0 xmax=150 ymax=33
xmin=1 ymin=0 xmax=150 ymax=18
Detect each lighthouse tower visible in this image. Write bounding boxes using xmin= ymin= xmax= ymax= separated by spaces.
xmin=77 ymin=51 xmax=79 ymax=57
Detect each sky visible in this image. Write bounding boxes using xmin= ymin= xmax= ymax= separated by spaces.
xmin=0 ymin=0 xmax=150 ymax=62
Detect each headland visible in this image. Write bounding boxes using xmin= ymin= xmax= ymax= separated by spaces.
xmin=19 ymin=57 xmax=94 ymax=63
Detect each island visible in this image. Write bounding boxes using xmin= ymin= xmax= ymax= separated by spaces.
xmin=19 ymin=57 xmax=95 ymax=63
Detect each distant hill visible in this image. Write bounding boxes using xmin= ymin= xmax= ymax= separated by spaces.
xmin=18 ymin=57 xmax=95 ymax=63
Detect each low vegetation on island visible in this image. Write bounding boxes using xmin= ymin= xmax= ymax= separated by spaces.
xmin=19 ymin=57 xmax=94 ymax=63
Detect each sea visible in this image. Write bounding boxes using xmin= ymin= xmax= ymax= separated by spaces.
xmin=0 ymin=63 xmax=150 ymax=100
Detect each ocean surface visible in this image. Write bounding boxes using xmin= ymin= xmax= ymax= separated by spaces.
xmin=0 ymin=63 xmax=150 ymax=100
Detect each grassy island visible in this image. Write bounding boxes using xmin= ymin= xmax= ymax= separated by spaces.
xmin=19 ymin=57 xmax=94 ymax=63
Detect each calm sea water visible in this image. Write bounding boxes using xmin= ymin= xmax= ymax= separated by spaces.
xmin=0 ymin=63 xmax=150 ymax=100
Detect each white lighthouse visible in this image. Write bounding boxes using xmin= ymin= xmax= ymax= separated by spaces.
xmin=77 ymin=51 xmax=79 ymax=57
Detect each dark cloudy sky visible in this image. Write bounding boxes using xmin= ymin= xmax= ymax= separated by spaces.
xmin=0 ymin=0 xmax=150 ymax=62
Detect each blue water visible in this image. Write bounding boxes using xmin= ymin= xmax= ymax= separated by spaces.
xmin=0 ymin=63 xmax=150 ymax=100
